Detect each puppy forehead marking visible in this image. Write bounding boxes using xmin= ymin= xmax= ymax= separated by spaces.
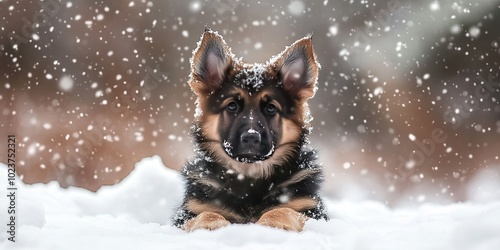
xmin=217 ymin=86 xmax=272 ymax=107
xmin=255 ymin=90 xmax=284 ymax=108
xmin=234 ymin=63 xmax=270 ymax=92
xmin=213 ymin=87 xmax=247 ymax=104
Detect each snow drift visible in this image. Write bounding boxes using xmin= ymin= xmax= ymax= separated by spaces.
xmin=1 ymin=156 xmax=500 ymax=250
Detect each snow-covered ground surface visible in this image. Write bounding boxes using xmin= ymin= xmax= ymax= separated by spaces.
xmin=1 ymin=156 xmax=500 ymax=250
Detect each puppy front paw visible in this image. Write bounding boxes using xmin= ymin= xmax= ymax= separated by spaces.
xmin=256 ymin=207 xmax=307 ymax=232
xmin=184 ymin=211 xmax=231 ymax=232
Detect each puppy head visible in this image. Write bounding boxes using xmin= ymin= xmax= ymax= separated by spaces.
xmin=189 ymin=28 xmax=319 ymax=178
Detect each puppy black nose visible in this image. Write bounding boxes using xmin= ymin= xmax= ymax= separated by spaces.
xmin=240 ymin=130 xmax=261 ymax=147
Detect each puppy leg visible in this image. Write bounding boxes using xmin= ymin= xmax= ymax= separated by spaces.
xmin=184 ymin=211 xmax=231 ymax=232
xmin=256 ymin=208 xmax=308 ymax=232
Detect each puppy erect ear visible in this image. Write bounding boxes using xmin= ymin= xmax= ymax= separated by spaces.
xmin=190 ymin=29 xmax=233 ymax=96
xmin=275 ymin=36 xmax=319 ymax=101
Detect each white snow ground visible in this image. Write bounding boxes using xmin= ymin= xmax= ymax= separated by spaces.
xmin=1 ymin=156 xmax=500 ymax=250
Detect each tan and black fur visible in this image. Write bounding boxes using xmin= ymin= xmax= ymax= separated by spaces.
xmin=173 ymin=28 xmax=328 ymax=232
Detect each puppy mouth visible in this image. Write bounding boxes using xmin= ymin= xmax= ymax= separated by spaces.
xmin=235 ymin=150 xmax=265 ymax=163
xmin=223 ymin=141 xmax=275 ymax=163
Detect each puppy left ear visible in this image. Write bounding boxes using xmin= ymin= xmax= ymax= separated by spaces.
xmin=275 ymin=36 xmax=319 ymax=101
xmin=190 ymin=29 xmax=233 ymax=96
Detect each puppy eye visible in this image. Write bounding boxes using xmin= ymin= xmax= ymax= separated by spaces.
xmin=226 ymin=101 xmax=238 ymax=113
xmin=265 ymin=103 xmax=277 ymax=115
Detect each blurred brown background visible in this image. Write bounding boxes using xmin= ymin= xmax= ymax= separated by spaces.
xmin=1 ymin=0 xmax=499 ymax=205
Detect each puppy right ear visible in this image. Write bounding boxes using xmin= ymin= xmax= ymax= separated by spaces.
xmin=190 ymin=29 xmax=233 ymax=96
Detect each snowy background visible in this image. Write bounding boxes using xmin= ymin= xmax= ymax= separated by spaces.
xmin=1 ymin=0 xmax=500 ymax=248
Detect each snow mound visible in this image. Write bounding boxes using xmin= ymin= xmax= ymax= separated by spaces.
xmin=1 ymin=156 xmax=500 ymax=250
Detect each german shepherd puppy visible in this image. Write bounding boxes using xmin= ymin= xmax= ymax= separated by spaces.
xmin=174 ymin=28 xmax=328 ymax=232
